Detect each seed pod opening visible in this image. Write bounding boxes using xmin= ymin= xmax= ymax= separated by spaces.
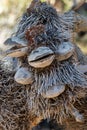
xmin=6 ymin=47 xmax=28 ymax=57
xmin=28 ymin=46 xmax=55 ymax=68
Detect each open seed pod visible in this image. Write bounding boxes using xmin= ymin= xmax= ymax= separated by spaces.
xmin=1 ymin=38 xmax=15 ymax=52
xmin=5 ymin=47 xmax=28 ymax=57
xmin=4 ymin=37 xmax=28 ymax=48
xmin=56 ymin=42 xmax=75 ymax=61
xmin=42 ymin=85 xmax=65 ymax=98
xmin=28 ymin=46 xmax=55 ymax=68
xmin=11 ymin=36 xmax=28 ymax=47
xmin=14 ymin=67 xmax=34 ymax=85
xmin=3 ymin=36 xmax=28 ymax=57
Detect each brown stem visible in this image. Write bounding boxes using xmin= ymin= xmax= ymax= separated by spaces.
xmin=74 ymin=12 xmax=87 ymax=32
xmin=73 ymin=1 xmax=85 ymax=11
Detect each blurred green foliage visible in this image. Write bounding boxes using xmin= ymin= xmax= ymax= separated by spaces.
xmin=62 ymin=0 xmax=72 ymax=10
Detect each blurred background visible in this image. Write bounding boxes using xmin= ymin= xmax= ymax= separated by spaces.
xmin=0 ymin=0 xmax=87 ymax=54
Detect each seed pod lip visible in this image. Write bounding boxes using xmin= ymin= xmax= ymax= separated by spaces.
xmin=28 ymin=46 xmax=54 ymax=62
xmin=4 ymin=38 xmax=14 ymax=45
xmin=4 ymin=37 xmax=28 ymax=48
xmin=58 ymin=42 xmax=74 ymax=54
xmin=3 ymin=38 xmax=15 ymax=51
xmin=28 ymin=46 xmax=55 ymax=68
xmin=29 ymin=53 xmax=54 ymax=62
xmin=55 ymin=42 xmax=75 ymax=61
xmin=6 ymin=47 xmax=28 ymax=57
xmin=29 ymin=55 xmax=55 ymax=68
xmin=11 ymin=36 xmax=28 ymax=47
xmin=42 ymin=85 xmax=65 ymax=98
xmin=14 ymin=67 xmax=34 ymax=85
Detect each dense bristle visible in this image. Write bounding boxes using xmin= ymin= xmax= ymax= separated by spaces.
xmin=15 ymin=1 xmax=75 ymax=47
xmin=0 ymin=1 xmax=87 ymax=130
